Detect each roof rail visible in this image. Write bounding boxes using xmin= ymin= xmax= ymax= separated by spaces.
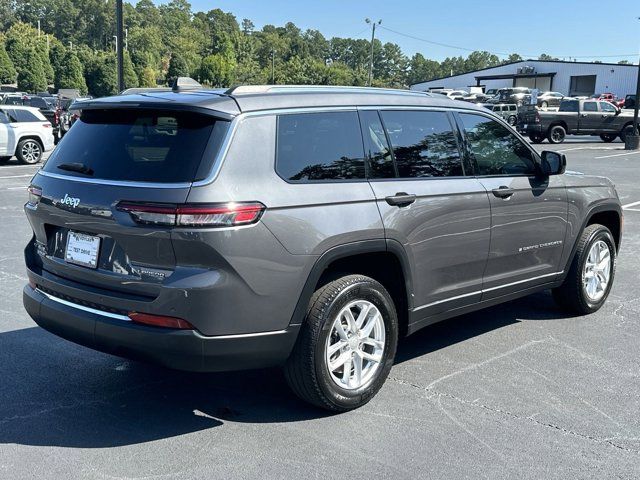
xmin=225 ymin=84 xmax=432 ymax=96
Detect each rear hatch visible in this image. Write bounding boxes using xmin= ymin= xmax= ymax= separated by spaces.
xmin=26 ymin=107 xmax=230 ymax=299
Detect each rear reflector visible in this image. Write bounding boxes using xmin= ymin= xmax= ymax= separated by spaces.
xmin=128 ymin=312 xmax=195 ymax=330
xmin=42 ymin=123 xmax=51 ymax=128
xmin=117 ymin=202 xmax=265 ymax=227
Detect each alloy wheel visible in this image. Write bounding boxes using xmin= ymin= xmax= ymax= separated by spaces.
xmin=582 ymin=240 xmax=611 ymax=302
xmin=325 ymin=300 xmax=386 ymax=390
xmin=20 ymin=141 xmax=41 ymax=164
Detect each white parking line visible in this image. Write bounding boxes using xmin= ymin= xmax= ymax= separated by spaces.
xmin=622 ymin=200 xmax=640 ymax=209
xmin=557 ymin=146 xmax=620 ymax=152
xmin=6 ymin=186 xmax=27 ymax=190
xmin=594 ymin=151 xmax=640 ymax=159
xmin=0 ymin=174 xmax=35 ymax=180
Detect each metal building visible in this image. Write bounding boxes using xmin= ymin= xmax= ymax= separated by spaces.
xmin=410 ymin=60 xmax=638 ymax=98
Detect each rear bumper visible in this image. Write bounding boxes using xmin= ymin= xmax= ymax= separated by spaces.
xmin=23 ymin=284 xmax=300 ymax=372
xmin=520 ymin=124 xmax=544 ymax=135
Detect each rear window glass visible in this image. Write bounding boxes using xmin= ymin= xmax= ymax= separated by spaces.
xmin=276 ymin=112 xmax=365 ymax=182
xmin=43 ymin=109 xmax=228 ymax=183
xmin=559 ymin=100 xmax=579 ymax=112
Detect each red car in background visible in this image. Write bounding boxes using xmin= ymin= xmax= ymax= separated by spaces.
xmin=591 ymin=93 xmax=625 ymax=108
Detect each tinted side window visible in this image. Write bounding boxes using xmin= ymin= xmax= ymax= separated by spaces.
xmin=460 ymin=113 xmax=537 ymax=176
xmin=380 ymin=110 xmax=463 ymax=178
xmin=583 ymin=102 xmax=598 ymax=112
xmin=359 ymin=110 xmax=395 ymax=178
xmin=14 ymin=109 xmax=39 ymax=122
xmin=0 ymin=111 xmax=8 ymax=123
xmin=276 ymin=112 xmax=365 ymax=181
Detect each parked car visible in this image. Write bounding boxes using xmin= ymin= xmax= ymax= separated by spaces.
xmin=519 ymin=98 xmax=635 ymax=144
xmin=1 ymin=95 xmax=61 ymax=141
xmin=486 ymin=103 xmax=519 ymax=125
xmin=23 ymin=82 xmax=622 ymax=411
xmin=536 ymin=91 xmax=564 ymax=109
xmin=489 ymin=87 xmax=532 ymax=106
xmin=58 ymin=96 xmax=92 ymax=138
xmin=0 ymin=106 xmax=55 ymax=164
xmin=429 ymin=89 xmax=468 ymax=100
xmin=484 ymin=88 xmax=499 ymax=97
xmin=591 ymin=93 xmax=624 ymax=109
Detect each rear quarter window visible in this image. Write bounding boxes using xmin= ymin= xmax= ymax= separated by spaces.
xmin=13 ymin=109 xmax=41 ymax=122
xmin=42 ymin=109 xmax=229 ymax=183
xmin=276 ymin=111 xmax=365 ymax=182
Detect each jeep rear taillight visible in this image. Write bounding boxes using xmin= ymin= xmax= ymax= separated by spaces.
xmin=27 ymin=185 xmax=42 ymax=207
xmin=116 ymin=202 xmax=265 ymax=227
xmin=535 ymin=111 xmax=541 ymax=123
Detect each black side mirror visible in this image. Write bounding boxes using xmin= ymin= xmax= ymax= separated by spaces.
xmin=540 ymin=151 xmax=566 ymax=176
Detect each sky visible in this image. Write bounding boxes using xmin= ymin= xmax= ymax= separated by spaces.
xmin=152 ymin=0 xmax=639 ymax=63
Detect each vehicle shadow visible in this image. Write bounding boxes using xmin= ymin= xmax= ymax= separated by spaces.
xmin=0 ymin=291 xmax=567 ymax=448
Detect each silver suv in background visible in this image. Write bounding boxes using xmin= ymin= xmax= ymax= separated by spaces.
xmin=23 ymin=82 xmax=622 ymax=411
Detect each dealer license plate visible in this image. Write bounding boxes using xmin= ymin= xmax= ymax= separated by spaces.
xmin=65 ymin=231 xmax=100 ymax=269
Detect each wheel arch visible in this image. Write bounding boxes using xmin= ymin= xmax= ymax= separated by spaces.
xmin=560 ymin=202 xmax=622 ymax=281
xmin=15 ymin=135 xmax=45 ymax=153
xmin=289 ymin=239 xmax=413 ymax=337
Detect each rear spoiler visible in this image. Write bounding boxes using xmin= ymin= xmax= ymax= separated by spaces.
xmin=68 ymin=101 xmax=236 ymax=121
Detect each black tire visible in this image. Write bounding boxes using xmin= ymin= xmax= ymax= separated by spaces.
xmin=0 ymin=156 xmax=11 ymax=164
xmin=284 ymin=274 xmax=398 ymax=411
xmin=619 ymin=124 xmax=634 ymax=143
xmin=547 ymin=125 xmax=566 ymax=144
xmin=552 ymin=224 xmax=616 ymax=315
xmin=599 ymin=134 xmax=616 ymax=143
xmin=529 ymin=134 xmax=544 ymax=144
xmin=15 ymin=138 xmax=43 ymax=165
xmin=507 ymin=115 xmax=517 ymax=126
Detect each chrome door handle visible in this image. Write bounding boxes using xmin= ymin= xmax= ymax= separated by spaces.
xmin=492 ymin=186 xmax=515 ymax=199
xmin=385 ymin=192 xmax=416 ymax=207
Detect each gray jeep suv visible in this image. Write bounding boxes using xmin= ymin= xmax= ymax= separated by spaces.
xmin=23 ymin=83 xmax=622 ymax=411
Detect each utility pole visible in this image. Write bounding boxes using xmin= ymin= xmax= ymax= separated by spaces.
xmin=365 ymin=18 xmax=381 ymax=87
xmin=115 ymin=0 xmax=125 ymax=91
xmin=271 ymin=50 xmax=277 ymax=84
xmin=37 ymin=20 xmax=41 ymax=37
xmin=125 ymin=28 xmax=128 ymax=51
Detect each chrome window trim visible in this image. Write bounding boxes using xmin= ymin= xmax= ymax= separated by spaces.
xmin=36 ymin=288 xmax=131 ymax=321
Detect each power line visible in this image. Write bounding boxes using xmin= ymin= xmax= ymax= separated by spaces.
xmin=378 ymin=24 xmax=639 ymax=60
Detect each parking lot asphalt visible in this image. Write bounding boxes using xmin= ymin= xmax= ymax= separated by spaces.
xmin=1 ymin=140 xmax=639 ymax=479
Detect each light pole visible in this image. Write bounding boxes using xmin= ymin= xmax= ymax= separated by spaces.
xmin=115 ymin=0 xmax=125 ymax=91
xmin=271 ymin=50 xmax=277 ymax=84
xmin=365 ymin=18 xmax=381 ymax=87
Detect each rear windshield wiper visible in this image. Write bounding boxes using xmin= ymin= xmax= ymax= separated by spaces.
xmin=56 ymin=162 xmax=94 ymax=176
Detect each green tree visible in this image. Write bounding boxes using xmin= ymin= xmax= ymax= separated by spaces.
xmin=139 ymin=66 xmax=157 ymax=87
xmin=17 ymin=47 xmax=47 ymax=91
xmin=55 ymin=49 xmax=87 ymax=93
xmin=505 ymin=53 xmax=523 ymax=63
xmin=123 ymin=51 xmax=139 ymax=89
xmin=167 ymin=53 xmax=189 ymax=81
xmin=85 ymin=53 xmax=117 ymax=97
xmin=200 ymin=53 xmax=235 ymax=86
xmin=538 ymin=53 xmax=559 ymax=61
xmin=408 ymin=53 xmax=442 ymax=85
xmin=0 ymin=41 xmax=17 ymax=84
